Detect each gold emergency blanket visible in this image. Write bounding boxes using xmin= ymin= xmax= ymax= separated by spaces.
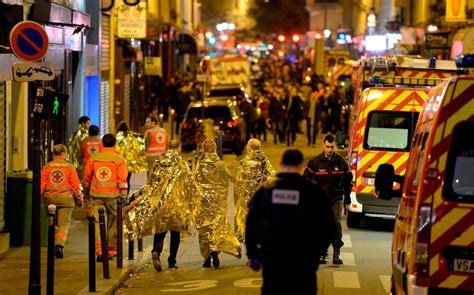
xmin=234 ymin=150 xmax=275 ymax=242
xmin=195 ymin=152 xmax=241 ymax=259
xmin=123 ymin=149 xmax=195 ymax=241
xmin=68 ymin=127 xmax=88 ymax=169
xmin=115 ymin=131 xmax=147 ymax=174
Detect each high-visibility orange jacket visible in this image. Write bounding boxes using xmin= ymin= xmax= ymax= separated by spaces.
xmin=83 ymin=147 xmax=128 ymax=199
xmin=81 ymin=136 xmax=104 ymax=164
xmin=144 ymin=127 xmax=167 ymax=157
xmin=41 ymin=158 xmax=83 ymax=201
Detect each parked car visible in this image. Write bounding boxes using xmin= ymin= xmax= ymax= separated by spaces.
xmin=180 ymin=98 xmax=246 ymax=155
xmin=206 ymin=84 xmax=252 ymax=104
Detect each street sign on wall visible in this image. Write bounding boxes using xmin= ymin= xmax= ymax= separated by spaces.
xmin=9 ymin=21 xmax=49 ymax=62
xmin=117 ymin=1 xmax=147 ymax=39
xmin=144 ymin=57 xmax=162 ymax=76
xmin=12 ymin=62 xmax=55 ymax=82
xmin=425 ymin=32 xmax=451 ymax=49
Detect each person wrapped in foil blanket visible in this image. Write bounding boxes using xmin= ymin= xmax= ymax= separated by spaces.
xmin=123 ymin=147 xmax=195 ymax=241
xmin=234 ymin=138 xmax=275 ymax=243
xmin=195 ymin=139 xmax=241 ymax=267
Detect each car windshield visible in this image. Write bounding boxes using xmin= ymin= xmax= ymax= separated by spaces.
xmin=187 ymin=106 xmax=232 ymax=121
xmin=444 ymin=121 xmax=474 ymax=203
xmin=208 ymin=89 xmax=242 ymax=97
xmin=364 ymin=111 xmax=418 ymax=151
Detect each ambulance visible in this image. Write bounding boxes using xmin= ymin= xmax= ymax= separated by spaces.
xmin=374 ymin=57 xmax=474 ymax=294
xmin=346 ymin=57 xmax=458 ymax=227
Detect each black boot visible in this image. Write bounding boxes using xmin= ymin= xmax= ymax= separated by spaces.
xmin=203 ymin=256 xmax=211 ymax=268
xmin=211 ymin=252 xmax=220 ymax=268
xmin=333 ymin=250 xmax=343 ymax=265
xmin=55 ymin=245 xmax=64 ymax=259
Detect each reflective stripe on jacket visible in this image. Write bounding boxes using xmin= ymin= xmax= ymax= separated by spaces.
xmin=83 ymin=148 xmax=128 ymax=199
xmin=145 ymin=127 xmax=167 ymax=157
xmin=41 ymin=158 xmax=83 ymax=201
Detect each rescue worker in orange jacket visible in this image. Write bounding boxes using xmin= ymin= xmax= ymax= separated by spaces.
xmin=83 ymin=133 xmax=128 ymax=262
xmin=80 ymin=125 xmax=103 ymax=167
xmin=41 ymin=144 xmax=83 ymax=259
xmin=144 ymin=116 xmax=167 ymax=182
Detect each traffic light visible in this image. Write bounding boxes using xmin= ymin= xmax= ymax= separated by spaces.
xmin=277 ymin=35 xmax=285 ymax=42
xmin=44 ymin=90 xmax=69 ymax=118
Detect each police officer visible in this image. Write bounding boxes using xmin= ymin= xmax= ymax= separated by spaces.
xmin=41 ymin=144 xmax=83 ymax=259
xmin=83 ymin=133 xmax=128 ymax=261
xmin=80 ymin=125 xmax=103 ymax=168
xmin=144 ymin=116 xmax=167 ymax=182
xmin=304 ymin=134 xmax=352 ymax=265
xmin=246 ymin=149 xmax=336 ymax=295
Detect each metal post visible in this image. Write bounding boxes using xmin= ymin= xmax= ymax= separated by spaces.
xmin=116 ymin=199 xmax=123 ymax=269
xmin=170 ymin=109 xmax=175 ymax=139
xmin=138 ymin=238 xmax=143 ymax=252
xmin=98 ymin=208 xmax=110 ymax=279
xmin=29 ymin=84 xmax=42 ymax=295
xmin=128 ymin=240 xmax=134 ymax=260
xmin=87 ymin=215 xmax=96 ymax=292
xmin=46 ymin=205 xmax=56 ymax=295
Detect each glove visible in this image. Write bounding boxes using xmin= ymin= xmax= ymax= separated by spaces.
xmin=248 ymin=258 xmax=261 ymax=271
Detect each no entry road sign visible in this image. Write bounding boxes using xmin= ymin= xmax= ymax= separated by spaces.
xmin=9 ymin=21 xmax=49 ymax=62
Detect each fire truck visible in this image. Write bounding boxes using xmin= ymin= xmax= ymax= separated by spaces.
xmin=374 ymin=55 xmax=474 ymax=294
xmin=346 ymin=56 xmax=458 ymax=227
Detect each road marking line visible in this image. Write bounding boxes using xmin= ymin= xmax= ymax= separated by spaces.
xmin=333 ymin=271 xmax=361 ymax=288
xmin=340 ymin=252 xmax=356 ymax=266
xmin=342 ymin=234 xmax=352 ymax=248
xmin=379 ymin=275 xmax=391 ymax=293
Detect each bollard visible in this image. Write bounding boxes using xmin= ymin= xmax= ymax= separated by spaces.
xmin=46 ymin=205 xmax=56 ymax=295
xmin=116 ymin=199 xmax=123 ymax=269
xmin=98 ymin=208 xmax=110 ymax=279
xmin=170 ymin=109 xmax=175 ymax=139
xmin=215 ymin=131 xmax=223 ymax=159
xmin=138 ymin=238 xmax=143 ymax=252
xmin=128 ymin=240 xmax=134 ymax=260
xmin=87 ymin=215 xmax=96 ymax=292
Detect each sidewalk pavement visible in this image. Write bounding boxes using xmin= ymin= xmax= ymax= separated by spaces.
xmin=0 ymin=172 xmax=152 ymax=295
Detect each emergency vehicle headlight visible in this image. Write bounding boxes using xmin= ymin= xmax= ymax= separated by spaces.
xmin=455 ymin=54 xmax=474 ymax=68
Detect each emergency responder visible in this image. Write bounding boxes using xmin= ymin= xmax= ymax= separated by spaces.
xmin=80 ymin=125 xmax=103 ymax=169
xmin=234 ymin=138 xmax=275 ymax=242
xmin=149 ymin=139 xmax=195 ymax=272
xmin=195 ymin=139 xmax=241 ymax=268
xmin=68 ymin=115 xmax=90 ymax=179
xmin=144 ymin=116 xmax=167 ymax=182
xmin=83 ymin=133 xmax=128 ymax=262
xmin=41 ymin=144 xmax=83 ymax=259
xmin=304 ymin=134 xmax=352 ymax=265
xmin=246 ymin=149 xmax=336 ymax=295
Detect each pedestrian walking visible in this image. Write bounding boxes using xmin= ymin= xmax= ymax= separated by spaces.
xmin=195 ymin=139 xmax=241 ymax=268
xmin=234 ymin=139 xmax=275 ymax=243
xmin=148 ymin=139 xmax=196 ymax=272
xmin=68 ymin=115 xmax=90 ymax=179
xmin=303 ymin=134 xmax=352 ymax=265
xmin=83 ymin=134 xmax=128 ymax=262
xmin=144 ymin=116 xmax=167 ymax=182
xmin=80 ymin=125 xmax=103 ymax=168
xmin=41 ymin=144 xmax=83 ymax=259
xmin=246 ymin=149 xmax=336 ymax=295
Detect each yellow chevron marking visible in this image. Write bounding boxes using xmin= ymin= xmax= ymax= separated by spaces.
xmin=445 ymin=100 xmax=474 ymax=140
xmin=437 ymin=150 xmax=448 ymax=175
xmin=433 ymin=121 xmax=445 ymax=147
xmin=430 ymin=254 xmax=440 ymax=275
xmin=392 ymin=91 xmax=412 ymax=104
xmin=418 ymin=91 xmax=429 ymax=101
xmin=424 ymin=196 xmax=433 ymax=204
xmin=452 ymin=80 xmax=472 ymax=100
xmin=392 ymin=155 xmax=407 ymax=171
xmin=385 ymin=104 xmax=396 ymax=111
xmin=452 ymin=225 xmax=474 ymax=246
xmin=431 ymin=208 xmax=470 ymax=243
xmin=438 ymin=275 xmax=468 ymax=289
xmin=357 ymin=152 xmax=377 ymax=171
xmin=433 ymin=186 xmax=443 ymax=210
xmin=442 ymin=82 xmax=455 ymax=107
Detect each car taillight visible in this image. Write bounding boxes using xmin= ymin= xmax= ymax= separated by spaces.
xmin=227 ymin=119 xmax=239 ymax=128
xmin=414 ymin=204 xmax=432 ymax=285
xmin=182 ymin=121 xmax=191 ymax=129
xmin=350 ymin=152 xmax=358 ymax=186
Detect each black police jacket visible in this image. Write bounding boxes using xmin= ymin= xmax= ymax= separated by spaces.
xmin=304 ymin=152 xmax=352 ymax=204
xmin=245 ymin=173 xmax=336 ymax=265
